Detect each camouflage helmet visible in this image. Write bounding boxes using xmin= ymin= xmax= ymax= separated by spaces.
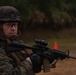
xmin=0 ymin=6 xmax=22 ymax=40
xmin=0 ymin=6 xmax=21 ymax=22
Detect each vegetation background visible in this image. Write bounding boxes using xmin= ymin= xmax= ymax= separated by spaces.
xmin=1 ymin=0 xmax=76 ymax=33
xmin=0 ymin=0 xmax=76 ymax=75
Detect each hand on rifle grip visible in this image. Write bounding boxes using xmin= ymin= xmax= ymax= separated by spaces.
xmin=9 ymin=52 xmax=21 ymax=65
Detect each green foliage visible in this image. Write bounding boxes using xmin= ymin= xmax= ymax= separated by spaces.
xmin=0 ymin=0 xmax=76 ymax=30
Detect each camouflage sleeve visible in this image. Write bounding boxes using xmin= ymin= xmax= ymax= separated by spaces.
xmin=0 ymin=49 xmax=32 ymax=75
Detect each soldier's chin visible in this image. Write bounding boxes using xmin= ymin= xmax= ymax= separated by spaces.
xmin=9 ymin=34 xmax=19 ymax=40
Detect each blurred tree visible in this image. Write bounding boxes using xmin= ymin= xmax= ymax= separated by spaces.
xmin=0 ymin=0 xmax=76 ymax=30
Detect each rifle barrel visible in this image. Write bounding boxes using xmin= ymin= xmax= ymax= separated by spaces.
xmin=69 ymin=56 xmax=76 ymax=59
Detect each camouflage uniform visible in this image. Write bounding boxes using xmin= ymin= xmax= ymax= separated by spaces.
xmin=0 ymin=6 xmax=35 ymax=75
xmin=0 ymin=40 xmax=33 ymax=75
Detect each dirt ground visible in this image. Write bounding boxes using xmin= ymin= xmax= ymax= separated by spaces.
xmin=36 ymin=50 xmax=76 ymax=75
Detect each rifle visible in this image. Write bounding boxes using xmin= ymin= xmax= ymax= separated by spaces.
xmin=8 ymin=39 xmax=76 ymax=72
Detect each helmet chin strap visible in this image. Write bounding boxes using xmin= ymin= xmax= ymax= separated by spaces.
xmin=0 ymin=33 xmax=19 ymax=41
xmin=8 ymin=35 xmax=19 ymax=41
xmin=8 ymin=30 xmax=21 ymax=40
xmin=0 ymin=25 xmax=21 ymax=41
xmin=3 ymin=34 xmax=19 ymax=41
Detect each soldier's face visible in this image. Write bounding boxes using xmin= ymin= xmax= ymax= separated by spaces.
xmin=2 ymin=22 xmax=18 ymax=38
